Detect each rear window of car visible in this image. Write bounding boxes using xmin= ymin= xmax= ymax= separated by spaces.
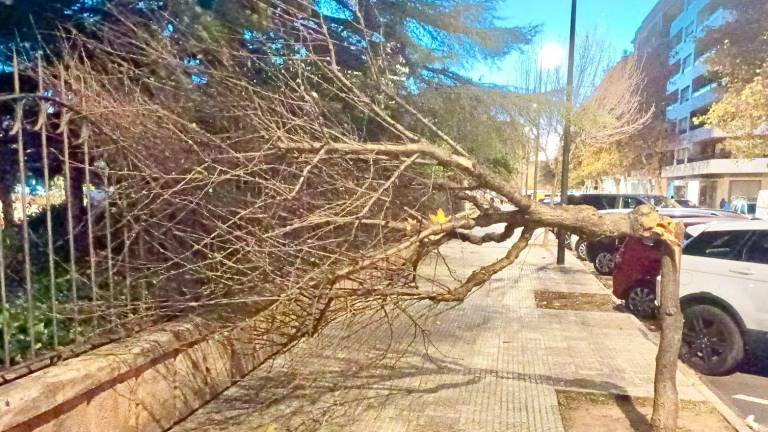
xmin=572 ymin=195 xmax=616 ymax=210
xmin=683 ymin=230 xmax=752 ymax=260
xmin=644 ymin=195 xmax=680 ymax=208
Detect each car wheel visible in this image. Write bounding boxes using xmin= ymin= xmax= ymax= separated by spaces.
xmin=625 ymin=286 xmax=656 ymax=319
xmin=680 ymin=305 xmax=744 ymax=376
xmin=575 ymin=239 xmax=588 ymax=261
xmin=593 ymin=251 xmax=615 ymax=275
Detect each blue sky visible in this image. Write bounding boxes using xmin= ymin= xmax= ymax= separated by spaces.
xmin=467 ymin=0 xmax=658 ymax=86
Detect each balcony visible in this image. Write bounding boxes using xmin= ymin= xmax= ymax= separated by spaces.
xmin=669 ymin=39 xmax=695 ymax=65
xmin=697 ymin=7 xmax=731 ymax=35
xmin=673 ymin=151 xmax=731 ymax=165
xmin=670 ymin=0 xmax=708 ymax=36
xmin=666 ymin=60 xmax=707 ymax=94
xmin=662 ymin=157 xmax=768 ymax=178
xmin=679 ymin=126 xmax=726 ymax=144
xmin=666 ymin=85 xmax=721 ymax=121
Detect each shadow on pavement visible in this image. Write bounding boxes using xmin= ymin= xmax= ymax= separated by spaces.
xmin=556 ymin=378 xmax=651 ymax=431
xmin=740 ymin=331 xmax=768 ymax=377
xmin=176 ymin=347 xmax=649 ymax=432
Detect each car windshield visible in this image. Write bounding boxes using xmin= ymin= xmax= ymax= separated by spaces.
xmin=646 ymin=196 xmax=680 ymax=208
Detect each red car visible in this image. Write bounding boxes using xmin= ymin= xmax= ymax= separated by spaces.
xmin=612 ymin=236 xmax=662 ymax=318
xmin=612 ymin=216 xmax=745 ymax=318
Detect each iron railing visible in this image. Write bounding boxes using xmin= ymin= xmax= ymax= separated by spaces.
xmin=0 ymin=55 xmax=159 ymax=379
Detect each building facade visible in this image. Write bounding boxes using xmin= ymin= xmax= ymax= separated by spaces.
xmin=653 ymin=0 xmax=768 ymax=208
xmin=625 ymin=0 xmax=683 ymax=197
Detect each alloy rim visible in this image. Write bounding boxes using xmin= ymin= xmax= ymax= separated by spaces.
xmin=627 ymin=287 xmax=655 ymax=316
xmin=595 ymin=252 xmax=615 ymax=274
xmin=681 ymin=315 xmax=729 ymax=368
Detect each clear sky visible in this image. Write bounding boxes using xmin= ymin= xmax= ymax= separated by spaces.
xmin=467 ymin=0 xmax=658 ymax=86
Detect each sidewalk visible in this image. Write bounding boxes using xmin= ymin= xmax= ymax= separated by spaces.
xmin=171 ymin=229 xmax=728 ymax=432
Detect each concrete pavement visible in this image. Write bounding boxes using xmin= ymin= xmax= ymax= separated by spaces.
xmin=171 ymin=229 xmax=731 ymax=432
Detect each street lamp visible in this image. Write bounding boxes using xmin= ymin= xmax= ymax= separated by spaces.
xmin=557 ymin=0 xmax=577 ymax=266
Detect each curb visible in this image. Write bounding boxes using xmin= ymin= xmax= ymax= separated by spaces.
xmin=576 ymin=254 xmax=754 ymax=432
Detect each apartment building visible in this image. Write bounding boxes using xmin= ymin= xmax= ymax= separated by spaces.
xmin=657 ymin=0 xmax=768 ymax=208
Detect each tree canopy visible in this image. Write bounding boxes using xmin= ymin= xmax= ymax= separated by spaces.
xmin=699 ymin=0 xmax=768 ymax=157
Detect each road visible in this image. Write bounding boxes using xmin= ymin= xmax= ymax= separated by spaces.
xmin=702 ymin=346 xmax=768 ymax=427
xmin=581 ymin=254 xmax=768 ymax=429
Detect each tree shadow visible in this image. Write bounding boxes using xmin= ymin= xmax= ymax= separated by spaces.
xmin=174 ymin=346 xmax=652 ymax=432
xmin=558 ymin=378 xmax=652 ymax=431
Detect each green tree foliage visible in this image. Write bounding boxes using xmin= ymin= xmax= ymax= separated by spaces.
xmin=415 ymin=85 xmax=530 ymax=175
xmin=0 ymin=0 xmax=108 ymax=63
xmin=699 ymin=0 xmax=768 ymax=157
xmin=701 ymin=0 xmax=768 ymax=86
xmin=0 ymin=0 xmax=537 ymax=224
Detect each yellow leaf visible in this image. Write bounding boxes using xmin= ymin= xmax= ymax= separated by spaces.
xmin=429 ymin=208 xmax=450 ymax=224
xmin=651 ymin=219 xmax=680 ymax=247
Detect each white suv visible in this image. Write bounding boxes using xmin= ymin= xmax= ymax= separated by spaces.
xmin=677 ymin=220 xmax=768 ymax=375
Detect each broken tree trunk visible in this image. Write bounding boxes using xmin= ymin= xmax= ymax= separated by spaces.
xmin=650 ymin=223 xmax=685 ymax=432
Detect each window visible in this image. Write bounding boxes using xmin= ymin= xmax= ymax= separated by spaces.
xmin=576 ymin=195 xmax=617 ymax=210
xmin=684 ymin=230 xmax=752 ymax=260
xmin=677 ymin=117 xmax=689 ymax=135
xmin=689 ymin=106 xmax=709 ymax=131
xmin=671 ymin=60 xmax=681 ymax=76
xmin=684 ymin=22 xmax=696 ymax=40
xmin=729 ymin=180 xmax=762 ymax=201
xmin=680 ymin=86 xmax=691 ymax=104
xmin=681 ymin=54 xmax=693 ymax=73
xmin=621 ymin=196 xmax=642 ymax=209
xmin=645 ymin=196 xmax=680 ymax=208
xmin=743 ymin=232 xmax=768 ymax=264
xmin=671 ymin=30 xmax=683 ymax=46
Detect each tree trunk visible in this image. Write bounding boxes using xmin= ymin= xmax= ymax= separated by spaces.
xmin=650 ymin=224 xmax=685 ymax=431
xmin=0 ymin=185 xmax=13 ymax=229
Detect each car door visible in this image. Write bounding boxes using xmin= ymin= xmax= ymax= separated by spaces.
xmin=737 ymin=230 xmax=768 ymax=331
xmin=681 ymin=230 xmax=754 ymax=323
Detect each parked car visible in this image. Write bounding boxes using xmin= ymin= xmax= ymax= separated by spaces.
xmin=612 ymin=222 xmax=722 ymax=318
xmin=732 ymin=200 xmax=757 ymax=219
xmin=579 ymin=208 xmax=746 ymax=275
xmin=572 ymin=236 xmax=588 ymax=260
xmin=567 ymin=193 xmax=680 ymax=210
xmin=678 ymin=220 xmax=768 ymax=375
xmin=613 ymin=220 xmax=768 ymax=375
xmin=564 ymin=194 xmax=677 ymax=269
xmin=757 ymin=190 xmax=768 ymax=220
xmin=675 ymin=199 xmax=698 ymax=208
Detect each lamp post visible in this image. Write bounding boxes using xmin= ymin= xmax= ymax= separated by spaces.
xmin=557 ymin=0 xmax=577 ymax=266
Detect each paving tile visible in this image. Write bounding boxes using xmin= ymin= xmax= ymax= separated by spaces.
xmin=172 ymin=229 xmax=706 ymax=432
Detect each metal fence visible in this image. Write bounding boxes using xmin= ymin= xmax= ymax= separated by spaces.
xmin=0 ymin=55 xmax=159 ymax=379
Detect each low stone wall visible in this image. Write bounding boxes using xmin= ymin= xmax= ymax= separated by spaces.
xmin=0 ymin=314 xmax=284 ymax=432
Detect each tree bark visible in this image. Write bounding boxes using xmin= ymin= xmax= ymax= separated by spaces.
xmin=0 ymin=185 xmax=13 ymax=229
xmin=650 ymin=224 xmax=685 ymax=431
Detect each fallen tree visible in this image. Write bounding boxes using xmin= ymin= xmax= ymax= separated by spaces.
xmin=23 ymin=1 xmax=682 ymax=429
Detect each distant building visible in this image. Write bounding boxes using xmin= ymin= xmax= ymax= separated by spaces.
xmin=637 ymin=0 xmax=768 ymax=208
xmin=582 ymin=0 xmax=683 ymax=196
